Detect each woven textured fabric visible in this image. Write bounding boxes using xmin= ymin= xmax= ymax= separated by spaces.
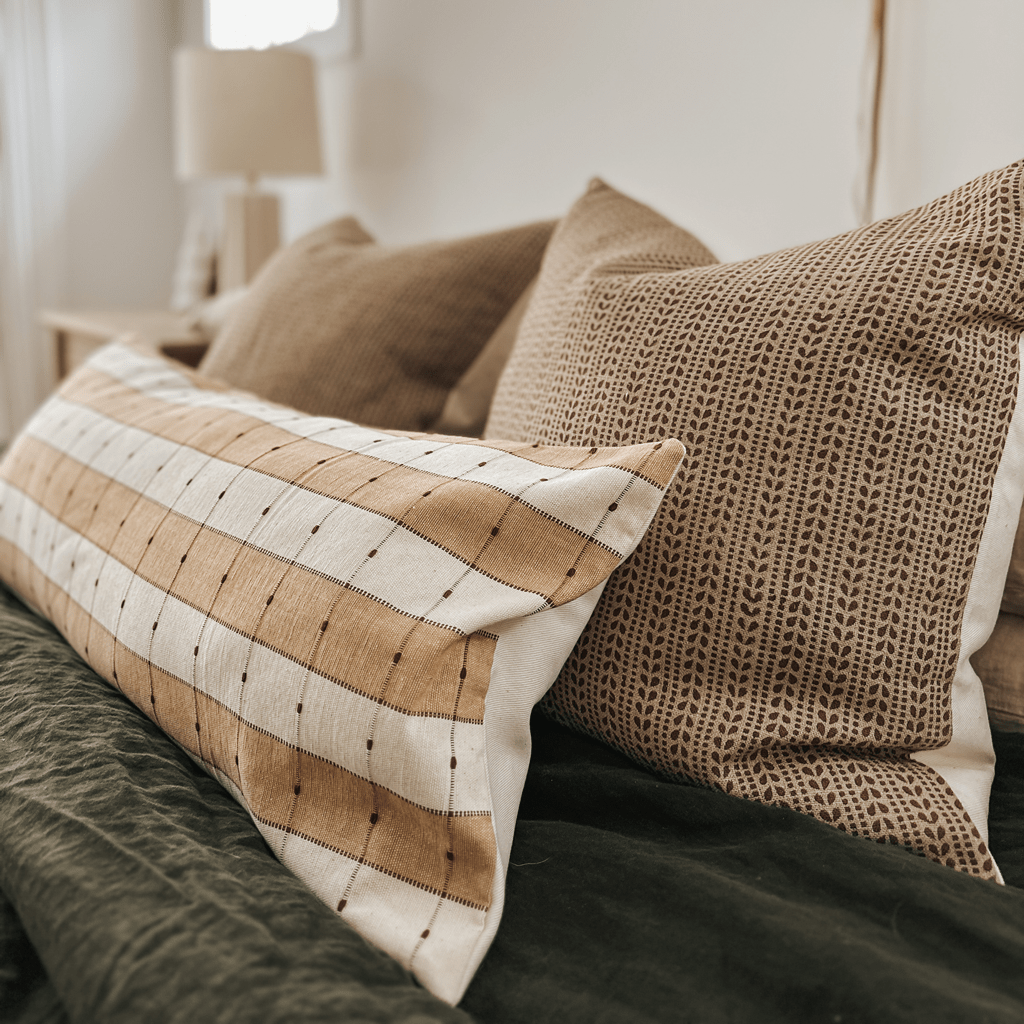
xmin=200 ymin=216 xmax=555 ymax=431
xmin=431 ymin=280 xmax=538 ymax=439
xmin=972 ymin=613 xmax=1024 ymax=731
xmin=486 ymin=168 xmax=1024 ymax=878
xmin=0 ymin=340 xmax=682 ymax=1004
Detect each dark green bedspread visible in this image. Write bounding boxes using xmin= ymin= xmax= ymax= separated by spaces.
xmin=2 ymin=580 xmax=1024 ymax=1024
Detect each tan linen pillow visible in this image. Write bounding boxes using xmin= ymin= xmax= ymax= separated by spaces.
xmin=1001 ymin=503 xmax=1024 ymax=613
xmin=971 ymin=614 xmax=1024 ymax=732
xmin=431 ymin=279 xmax=538 ymax=438
xmin=0 ymin=339 xmax=682 ymax=1004
xmin=487 ymin=169 xmax=1024 ymax=879
xmin=200 ymin=216 xmax=555 ymax=431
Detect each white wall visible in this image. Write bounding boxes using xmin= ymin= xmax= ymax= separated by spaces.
xmin=31 ymin=0 xmax=1024 ymax=310
xmin=284 ymin=0 xmax=1024 ymax=265
xmin=875 ymin=0 xmax=1024 ymax=221
xmin=311 ymin=0 xmax=870 ymax=261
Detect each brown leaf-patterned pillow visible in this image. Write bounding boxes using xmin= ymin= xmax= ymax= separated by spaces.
xmin=487 ymin=168 xmax=1024 ymax=879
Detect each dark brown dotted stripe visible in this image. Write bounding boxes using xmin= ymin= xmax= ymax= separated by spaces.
xmin=0 ymin=530 xmax=488 ymax=727
xmin=246 ymin=805 xmax=491 ymax=913
xmin=490 ymin=163 xmax=1024 ymax=880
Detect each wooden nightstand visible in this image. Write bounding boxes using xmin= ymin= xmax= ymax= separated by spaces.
xmin=40 ymin=309 xmax=209 ymax=380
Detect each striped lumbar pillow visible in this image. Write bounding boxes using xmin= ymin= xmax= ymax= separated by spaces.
xmin=0 ymin=340 xmax=683 ymax=1004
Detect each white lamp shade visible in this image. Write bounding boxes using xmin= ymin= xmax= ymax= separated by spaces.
xmin=174 ymin=47 xmax=323 ymax=179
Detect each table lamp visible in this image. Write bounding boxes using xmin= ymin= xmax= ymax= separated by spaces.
xmin=173 ymin=47 xmax=323 ymax=291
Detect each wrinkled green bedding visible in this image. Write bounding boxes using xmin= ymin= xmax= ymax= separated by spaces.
xmin=2 ymin=580 xmax=1024 ymax=1024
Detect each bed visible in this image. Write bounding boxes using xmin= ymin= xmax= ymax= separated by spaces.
xmin=3 ymin=163 xmax=1024 ymax=1023
xmin=3 ymin=581 xmax=1024 ymax=1024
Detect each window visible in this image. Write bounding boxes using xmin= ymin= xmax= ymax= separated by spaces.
xmin=207 ymin=0 xmax=340 ymax=51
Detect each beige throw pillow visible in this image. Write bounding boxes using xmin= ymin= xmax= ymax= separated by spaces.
xmin=431 ymin=279 xmax=538 ymax=438
xmin=200 ymin=216 xmax=555 ymax=431
xmin=487 ymin=169 xmax=1024 ymax=879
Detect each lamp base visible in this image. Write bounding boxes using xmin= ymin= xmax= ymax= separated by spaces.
xmin=219 ymin=191 xmax=279 ymax=292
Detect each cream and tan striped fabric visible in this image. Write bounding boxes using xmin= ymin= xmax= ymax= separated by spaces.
xmin=200 ymin=217 xmax=556 ymax=432
xmin=0 ymin=340 xmax=683 ymax=1003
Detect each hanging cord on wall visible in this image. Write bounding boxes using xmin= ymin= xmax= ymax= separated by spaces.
xmin=855 ymin=0 xmax=887 ymax=226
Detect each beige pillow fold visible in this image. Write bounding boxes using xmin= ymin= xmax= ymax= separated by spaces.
xmin=431 ymin=279 xmax=538 ymax=438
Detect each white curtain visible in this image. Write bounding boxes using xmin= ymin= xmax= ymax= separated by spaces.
xmin=0 ymin=0 xmax=67 ymax=444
